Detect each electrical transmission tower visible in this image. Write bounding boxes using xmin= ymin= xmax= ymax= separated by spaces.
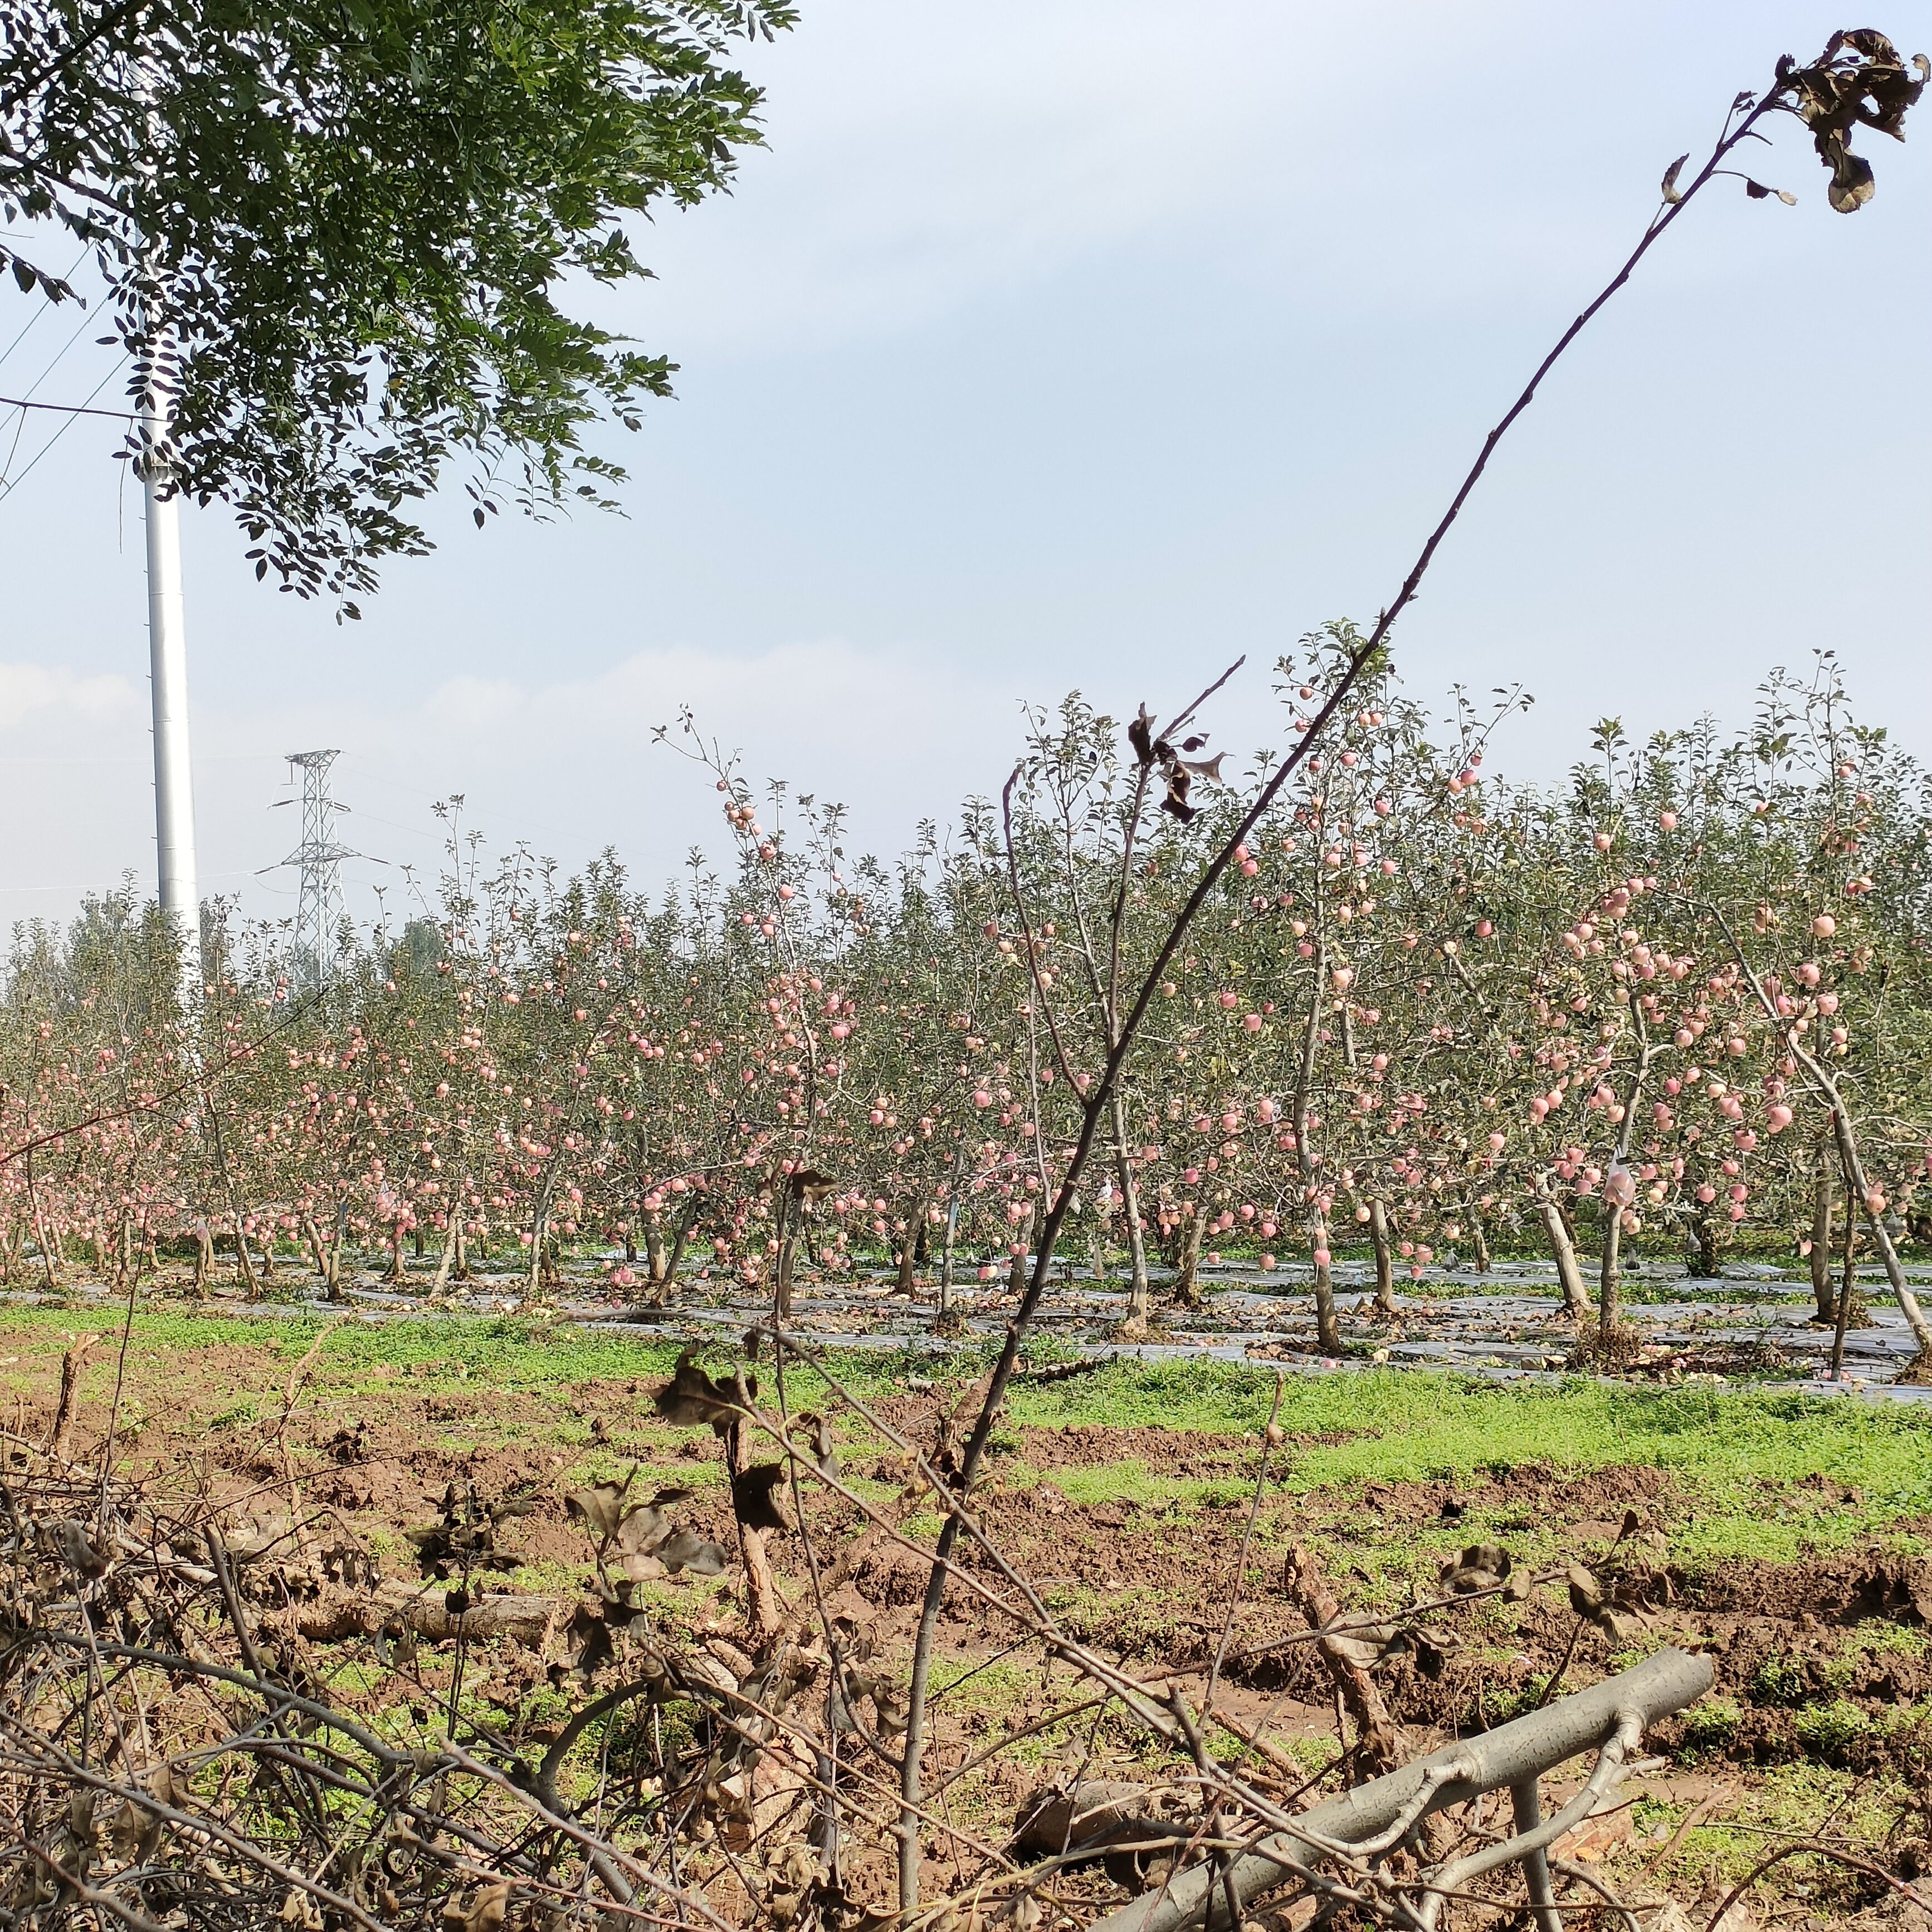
xmin=279 ymin=751 xmax=357 ymax=991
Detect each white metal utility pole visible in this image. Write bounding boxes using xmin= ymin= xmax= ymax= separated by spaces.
xmin=143 ymin=328 xmax=201 ymax=1002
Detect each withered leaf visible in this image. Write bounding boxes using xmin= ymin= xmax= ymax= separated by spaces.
xmin=1325 ymin=1620 xmax=1399 ymax=1668
xmin=846 ymin=1670 xmax=911 ymax=1736
xmin=1128 ymin=705 xmax=1155 ymax=766
xmin=105 ymin=1769 xmax=170 ymax=1865
xmin=1780 ymin=31 xmax=1925 ymax=213
xmin=657 ymin=1528 xmax=728 ymax=1576
xmin=1180 ymin=753 xmax=1225 ymax=783
xmin=565 ymin=1602 xmax=617 ymax=1679
xmin=732 ymin=1462 xmax=791 ymax=1533
xmin=1565 ymin=1563 xmax=1604 ymax=1614
xmin=1439 ymin=1541 xmax=1513 ymax=1595
xmin=443 ymin=1880 xmax=510 ymax=1932
xmin=1827 ymin=149 xmax=1874 ymax=212
xmin=563 ymin=1480 xmax=631 ymax=1543
xmin=1408 ymin=1626 xmax=1462 ymax=1678
xmin=51 ymin=1518 xmax=112 ymax=1577
xmin=616 ymin=1505 xmax=670 ymax=1555
xmin=1742 ymin=178 xmax=1797 ymax=204
xmin=1660 ymin=153 xmax=1689 ymax=204
xmin=653 ymin=1349 xmax=747 ymax=1433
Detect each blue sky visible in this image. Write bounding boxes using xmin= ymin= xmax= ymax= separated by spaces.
xmin=2 ymin=0 xmax=1927 ymax=930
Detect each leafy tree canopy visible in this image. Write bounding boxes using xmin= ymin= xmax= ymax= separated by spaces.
xmin=0 ymin=0 xmax=793 ymax=611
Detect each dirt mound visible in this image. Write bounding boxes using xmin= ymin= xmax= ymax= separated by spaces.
xmin=1681 ymin=1546 xmax=1932 ymax=1627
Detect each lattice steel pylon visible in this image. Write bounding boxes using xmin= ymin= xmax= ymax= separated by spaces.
xmin=280 ymin=750 xmax=356 ymax=992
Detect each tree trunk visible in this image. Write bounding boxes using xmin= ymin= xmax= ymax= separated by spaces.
xmin=1110 ymin=1092 xmax=1151 ymax=1332
xmin=233 ymin=1220 xmax=259 ymax=1295
xmin=645 ymin=1216 xmax=667 ymax=1284
xmin=1471 ymin=1215 xmax=1491 ymax=1273
xmin=388 ymin=1222 xmax=408 ymax=1286
xmin=1285 ymin=1543 xmax=1398 ymax=1776
xmin=1598 ymin=1206 xmax=1624 ymax=1342
xmin=935 ymin=1144 xmax=965 ymax=1324
xmin=1810 ymin=1166 xmax=1837 ymax=1324
xmin=1534 ymin=1181 xmax=1590 ymax=1317
xmin=1311 ymin=1211 xmax=1342 ymax=1354
xmin=1008 ymin=1206 xmax=1037 ymax=1297
xmin=49 ymin=1334 xmax=99 ymax=1461
xmin=1368 ymin=1199 xmax=1396 ymax=1316
xmin=193 ymin=1221 xmax=212 ymax=1297
xmin=1171 ymin=1207 xmax=1204 ymax=1310
xmin=724 ymin=1417 xmax=781 ymax=1644
xmin=1690 ymin=1204 xmax=1720 ymax=1280
xmin=1121 ymin=1196 xmax=1151 ymax=1332
xmin=1832 ymin=1180 xmax=1860 ymax=1376
xmin=1828 ymin=1105 xmax=1932 ymax=1358
xmin=1598 ymin=1022 xmax=1656 ymax=1345
xmin=413 ymin=1227 xmax=426 ymax=1259
xmin=895 ymin=1213 xmax=920 ymax=1295
xmin=300 ymin=1214 xmax=334 ymax=1298
xmin=330 ymin=1199 xmax=348 ymax=1295
xmin=775 ymin=1227 xmax=798 ymax=1315
xmin=434 ymin=1212 xmax=461 ymax=1291
xmin=652 ymin=1193 xmax=701 ymax=1303
xmin=773 ymin=1185 xmax=798 ymax=1319
xmin=29 ymin=1159 xmax=59 ymax=1291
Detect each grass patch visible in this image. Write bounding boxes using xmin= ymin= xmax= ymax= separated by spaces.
xmin=1045 ymin=1458 xmax=1247 ymax=1514
xmin=1656 ymin=1760 xmax=1902 ymax=1889
xmin=11 ymin=1304 xmax=1932 ymax=1571
xmin=1005 ymin=1359 xmax=1932 ymax=1560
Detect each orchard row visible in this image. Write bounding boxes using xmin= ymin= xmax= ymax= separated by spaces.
xmin=5 ymin=638 xmax=1930 ymax=1349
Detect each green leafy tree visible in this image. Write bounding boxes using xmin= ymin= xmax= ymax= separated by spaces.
xmin=1 ymin=0 xmax=792 ymax=607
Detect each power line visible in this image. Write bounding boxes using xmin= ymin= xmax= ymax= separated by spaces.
xmin=0 ymin=246 xmax=91 ymax=374
xmin=11 ymin=299 xmax=98 ymax=411
xmin=0 ymin=354 xmax=129 ymax=505
xmin=0 ymin=753 xmax=285 ymax=767
xmin=0 ymin=393 xmax=133 ymax=419
xmin=349 ymin=755 xmax=611 ymax=855
xmin=0 ymin=867 xmax=256 ymax=898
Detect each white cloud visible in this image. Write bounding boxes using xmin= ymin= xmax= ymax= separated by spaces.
xmin=0 ymin=638 xmax=1022 ymax=921
xmin=621 ymin=0 xmax=1502 ymax=357
xmin=365 ymin=637 xmax=1018 ymax=870
xmin=0 ymin=662 xmax=142 ymax=733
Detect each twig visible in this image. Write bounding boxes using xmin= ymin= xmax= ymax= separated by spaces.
xmin=1204 ymin=1369 xmax=1285 ymax=1714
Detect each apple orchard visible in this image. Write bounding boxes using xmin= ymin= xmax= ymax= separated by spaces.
xmin=6 ymin=636 xmax=1930 ymax=1355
